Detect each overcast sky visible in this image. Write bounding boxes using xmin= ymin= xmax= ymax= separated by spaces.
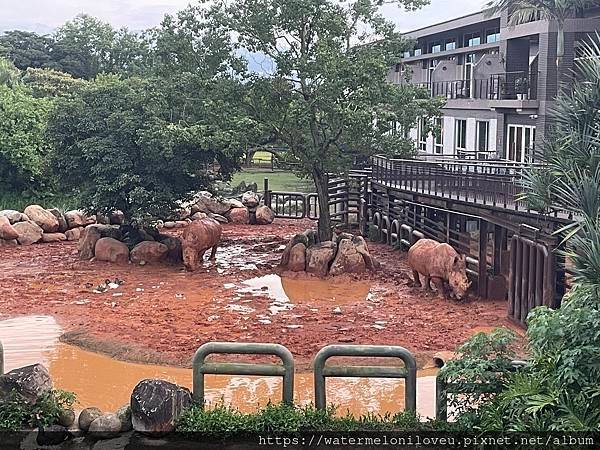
xmin=0 ymin=0 xmax=489 ymax=34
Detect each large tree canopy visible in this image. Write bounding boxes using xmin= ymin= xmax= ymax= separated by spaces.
xmin=222 ymin=0 xmax=443 ymax=240
xmin=0 ymin=85 xmax=50 ymax=192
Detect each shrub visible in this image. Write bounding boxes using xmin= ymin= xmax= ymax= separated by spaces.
xmin=0 ymin=389 xmax=76 ymax=431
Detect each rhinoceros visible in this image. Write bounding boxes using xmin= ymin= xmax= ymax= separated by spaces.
xmin=407 ymin=238 xmax=471 ymax=300
xmin=182 ymin=217 xmax=222 ymax=271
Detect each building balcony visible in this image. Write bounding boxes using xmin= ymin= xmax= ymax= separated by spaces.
xmin=415 ymin=71 xmax=538 ymax=105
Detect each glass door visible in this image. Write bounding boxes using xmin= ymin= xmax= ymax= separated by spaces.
xmin=506 ymin=125 xmax=535 ymax=162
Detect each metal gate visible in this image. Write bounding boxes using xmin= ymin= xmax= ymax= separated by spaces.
xmin=508 ymin=227 xmax=559 ymax=326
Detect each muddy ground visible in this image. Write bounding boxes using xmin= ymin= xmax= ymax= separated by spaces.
xmin=0 ymin=219 xmax=521 ymax=370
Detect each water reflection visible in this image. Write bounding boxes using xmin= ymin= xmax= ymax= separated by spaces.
xmin=0 ymin=315 xmax=438 ymax=418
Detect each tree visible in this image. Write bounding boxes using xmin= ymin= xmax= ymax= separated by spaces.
xmin=223 ymin=0 xmax=443 ymax=241
xmin=52 ymin=14 xmax=148 ymax=79
xmin=0 ymin=57 xmax=21 ymax=87
xmin=524 ymin=36 xmax=600 ymax=285
xmin=487 ymin=0 xmax=597 ymax=66
xmin=21 ymin=67 xmax=87 ymax=98
xmin=0 ymin=30 xmax=56 ymax=71
xmin=47 ymin=75 xmax=251 ymax=223
xmin=0 ymin=85 xmax=50 ymax=192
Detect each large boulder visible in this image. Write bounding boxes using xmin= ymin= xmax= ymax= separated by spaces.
xmin=255 ymin=206 xmax=275 ymax=225
xmin=88 ymin=413 xmax=122 ymax=439
xmin=287 ymin=243 xmax=306 ymax=272
xmin=0 ymin=216 xmax=19 ymax=240
xmin=228 ymin=207 xmax=249 ymax=224
xmin=13 ymin=221 xmax=43 ymax=245
xmin=306 ymin=241 xmax=337 ymax=277
xmin=95 ymin=237 xmax=130 ymax=264
xmin=280 ymin=233 xmax=309 ymax=268
xmin=23 ymin=205 xmax=59 ymax=233
xmin=0 ymin=364 xmax=52 ymax=405
xmin=190 ymin=212 xmax=207 ymax=221
xmin=0 ymin=239 xmax=18 ymax=247
xmin=48 ymin=208 xmax=68 ymax=233
xmin=158 ymin=235 xmax=183 ymax=264
xmin=130 ymin=241 xmax=168 ymax=264
xmin=329 ymin=238 xmax=366 ymax=276
xmin=65 ymin=227 xmax=83 ymax=241
xmin=41 ymin=233 xmax=67 ymax=243
xmin=352 ymin=235 xmax=379 ymax=271
xmin=208 ymin=213 xmax=228 ymax=224
xmin=108 ymin=210 xmax=125 ymax=225
xmin=78 ymin=224 xmax=122 ymax=260
xmin=78 ymin=407 xmax=103 ymax=432
xmin=241 ymin=191 xmax=260 ymax=208
xmin=0 ymin=210 xmax=23 ymax=224
xmin=65 ymin=210 xmax=86 ymax=229
xmin=116 ymin=404 xmax=132 ymax=432
xmin=194 ymin=192 xmax=232 ymax=216
xmin=131 ymin=379 xmax=192 ymax=436
xmin=95 ymin=213 xmax=111 ymax=225
xmin=225 ymin=198 xmax=245 ymax=209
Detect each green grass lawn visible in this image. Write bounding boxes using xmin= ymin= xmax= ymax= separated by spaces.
xmin=230 ymin=168 xmax=315 ymax=193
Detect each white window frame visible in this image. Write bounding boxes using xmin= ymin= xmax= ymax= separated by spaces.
xmin=434 ymin=117 xmax=444 ymax=154
xmin=455 ymin=119 xmax=467 ymax=157
xmin=417 ymin=117 xmax=428 ymax=152
xmin=476 ymin=120 xmax=490 ymax=159
xmin=506 ymin=125 xmax=536 ymax=162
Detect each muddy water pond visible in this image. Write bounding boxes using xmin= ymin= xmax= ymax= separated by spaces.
xmin=0 ymin=316 xmax=439 ymax=418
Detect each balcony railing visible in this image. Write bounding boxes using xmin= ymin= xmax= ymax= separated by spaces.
xmin=370 ymin=155 xmax=566 ymax=218
xmin=415 ymin=71 xmax=538 ymax=101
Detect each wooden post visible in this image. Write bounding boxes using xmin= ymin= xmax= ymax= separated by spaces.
xmin=478 ymin=220 xmax=489 ymax=297
xmin=493 ymin=225 xmax=505 ymax=275
xmin=263 ymin=178 xmax=270 ymax=208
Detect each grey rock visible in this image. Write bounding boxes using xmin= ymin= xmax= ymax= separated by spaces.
xmin=78 ymin=225 xmax=122 ymax=260
xmin=89 ymin=413 xmax=122 ymax=439
xmin=208 ymin=213 xmax=228 ymax=224
xmin=0 ymin=364 xmax=52 ymax=405
xmin=58 ymin=408 xmax=75 ymax=427
xmin=131 ymin=379 xmax=192 ymax=436
xmin=108 ymin=210 xmax=125 ymax=225
xmin=0 ymin=209 xmax=23 ymax=224
xmin=116 ymin=405 xmax=132 ymax=432
xmin=78 ymin=407 xmax=103 ymax=432
xmin=41 ymin=232 xmax=67 ymax=243
xmin=65 ymin=210 xmax=86 ymax=229
xmin=24 ymin=205 xmax=59 ymax=232
xmin=241 ymin=191 xmax=260 ymax=208
xmin=13 ymin=221 xmax=43 ymax=245
xmin=306 ymin=241 xmax=337 ymax=277
xmin=255 ymin=206 xmax=275 ymax=225
xmin=48 ymin=208 xmax=69 ymax=233
xmin=329 ymin=238 xmax=366 ymax=276
xmin=130 ymin=241 xmax=168 ymax=264
xmin=158 ymin=235 xmax=183 ymax=264
xmin=65 ymin=227 xmax=83 ymax=241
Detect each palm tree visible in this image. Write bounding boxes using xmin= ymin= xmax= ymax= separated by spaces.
xmin=487 ymin=0 xmax=597 ymax=66
xmin=524 ymin=36 xmax=600 ymax=285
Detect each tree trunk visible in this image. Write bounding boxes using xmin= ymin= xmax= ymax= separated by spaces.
xmin=556 ymin=25 xmax=564 ymax=67
xmin=312 ymin=169 xmax=332 ymax=242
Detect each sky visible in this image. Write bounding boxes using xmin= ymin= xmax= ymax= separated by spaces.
xmin=0 ymin=0 xmax=489 ymax=34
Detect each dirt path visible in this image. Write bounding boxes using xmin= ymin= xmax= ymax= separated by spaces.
xmin=0 ymin=219 xmax=520 ymax=369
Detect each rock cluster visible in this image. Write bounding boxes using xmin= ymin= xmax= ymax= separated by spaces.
xmin=171 ymin=190 xmax=275 ymax=227
xmin=0 ymin=206 xmax=123 ymax=247
xmin=280 ymin=230 xmax=379 ymax=276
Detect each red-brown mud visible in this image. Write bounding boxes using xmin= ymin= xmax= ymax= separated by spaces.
xmin=0 ymin=219 xmax=520 ymax=369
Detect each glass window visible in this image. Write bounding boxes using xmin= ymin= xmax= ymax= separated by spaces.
xmin=464 ymin=33 xmax=481 ymax=47
xmin=434 ymin=117 xmax=444 ymax=154
xmin=486 ymin=28 xmax=500 ymax=43
xmin=445 ymin=40 xmax=456 ymax=51
xmin=403 ymin=51 xmax=411 ymax=58
xmin=417 ymin=117 xmax=428 ymax=152
xmin=455 ymin=119 xmax=467 ymax=156
xmin=414 ymin=48 xmax=422 ymax=56
xmin=430 ymin=41 xmax=442 ymax=53
xmin=476 ymin=121 xmax=489 ymax=158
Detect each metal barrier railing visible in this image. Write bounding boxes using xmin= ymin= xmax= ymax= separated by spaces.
xmin=0 ymin=340 xmax=3 ymax=375
xmin=313 ymin=344 xmax=417 ymax=413
xmin=192 ymin=342 xmax=295 ymax=406
xmin=435 ymin=359 xmax=528 ymax=421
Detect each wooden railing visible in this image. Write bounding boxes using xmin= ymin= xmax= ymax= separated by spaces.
xmin=371 ymin=155 xmax=565 ymax=217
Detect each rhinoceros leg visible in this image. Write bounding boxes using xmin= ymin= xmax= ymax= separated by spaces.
xmin=412 ymin=270 xmax=422 ymax=287
xmin=209 ymin=244 xmax=218 ymax=260
xmin=431 ymin=277 xmax=448 ymax=298
xmin=423 ymin=275 xmax=432 ymax=291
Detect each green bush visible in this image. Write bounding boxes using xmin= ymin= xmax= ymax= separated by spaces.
xmin=176 ymin=402 xmax=441 ymax=437
xmin=0 ymin=389 xmax=76 ymax=431
xmin=438 ymin=328 xmax=517 ymax=427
